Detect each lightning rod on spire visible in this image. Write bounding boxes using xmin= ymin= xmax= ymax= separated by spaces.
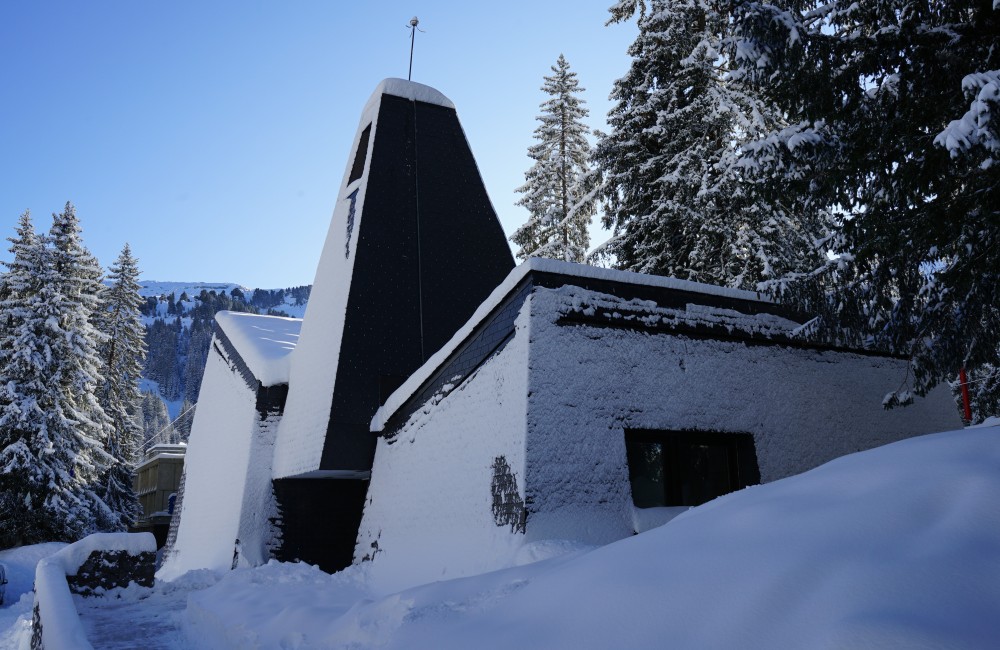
xmin=408 ymin=17 xmax=420 ymax=81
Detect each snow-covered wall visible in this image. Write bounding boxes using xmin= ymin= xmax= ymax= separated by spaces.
xmin=159 ymin=341 xmax=266 ymax=579
xmin=522 ymin=285 xmax=961 ymax=543
xmin=270 ymin=82 xmax=396 ymax=478
xmin=360 ymin=282 xmax=960 ymax=588
xmin=355 ymin=307 xmax=531 ymax=593
xmin=235 ymin=409 xmax=281 ymax=568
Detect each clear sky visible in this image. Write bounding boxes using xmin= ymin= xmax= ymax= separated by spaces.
xmin=1 ymin=1 xmax=636 ymax=289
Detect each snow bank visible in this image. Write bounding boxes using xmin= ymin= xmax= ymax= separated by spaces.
xmin=181 ymin=425 xmax=1000 ymax=649
xmin=214 ymin=311 xmax=300 ymax=387
xmin=414 ymin=425 xmax=1000 ymax=649
xmin=0 ymin=543 xmax=66 ymax=650
xmin=33 ymin=559 xmax=92 ymax=650
xmin=183 ymin=562 xmax=374 ymax=649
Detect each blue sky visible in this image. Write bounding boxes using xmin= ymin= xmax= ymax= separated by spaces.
xmin=1 ymin=1 xmax=636 ymax=289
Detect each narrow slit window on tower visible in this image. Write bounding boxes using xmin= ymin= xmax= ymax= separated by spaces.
xmin=348 ymin=124 xmax=372 ymax=185
xmin=345 ymin=189 xmax=359 ymax=258
xmin=624 ymin=429 xmax=760 ymax=508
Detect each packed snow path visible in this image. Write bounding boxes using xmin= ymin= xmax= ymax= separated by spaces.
xmin=74 ymin=572 xmax=219 ymax=650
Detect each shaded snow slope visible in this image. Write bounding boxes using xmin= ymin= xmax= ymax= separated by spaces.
xmin=179 ymin=424 xmax=999 ymax=649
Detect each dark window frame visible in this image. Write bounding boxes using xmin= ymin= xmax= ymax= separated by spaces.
xmin=347 ymin=123 xmax=372 ymax=185
xmin=624 ymin=428 xmax=760 ymax=508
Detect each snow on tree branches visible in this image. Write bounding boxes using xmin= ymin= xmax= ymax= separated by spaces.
xmin=512 ymin=54 xmax=597 ymax=263
xmin=94 ymin=243 xmax=147 ymax=529
xmin=718 ymin=0 xmax=1000 ymax=405
xmin=596 ymin=0 xmax=831 ymax=290
xmin=0 ymin=204 xmax=119 ymax=546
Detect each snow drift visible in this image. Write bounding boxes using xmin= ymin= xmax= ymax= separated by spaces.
xmin=181 ymin=424 xmax=1000 ymax=649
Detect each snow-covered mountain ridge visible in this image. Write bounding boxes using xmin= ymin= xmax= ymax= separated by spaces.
xmin=133 ymin=280 xmax=310 ymax=437
xmin=137 ymin=281 xmax=247 ymax=298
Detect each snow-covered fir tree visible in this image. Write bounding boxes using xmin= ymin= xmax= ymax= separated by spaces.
xmin=94 ymin=243 xmax=146 ymax=529
xmin=174 ymin=398 xmax=196 ymax=441
xmin=0 ymin=205 xmax=114 ymax=545
xmin=721 ymin=0 xmax=1000 ymax=406
xmin=0 ymin=212 xmax=47 ymax=547
xmin=512 ymin=54 xmax=597 ymax=263
xmin=141 ymin=390 xmax=175 ymax=446
xmin=596 ymin=0 xmax=831 ymax=289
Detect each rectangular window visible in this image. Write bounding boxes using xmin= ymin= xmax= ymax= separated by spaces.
xmin=625 ymin=429 xmax=760 ymax=508
xmin=348 ymin=124 xmax=372 ymax=185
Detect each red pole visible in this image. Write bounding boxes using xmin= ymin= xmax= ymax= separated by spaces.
xmin=959 ymin=367 xmax=972 ymax=423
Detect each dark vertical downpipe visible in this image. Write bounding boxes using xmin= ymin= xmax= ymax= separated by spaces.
xmin=412 ymin=99 xmax=426 ymax=362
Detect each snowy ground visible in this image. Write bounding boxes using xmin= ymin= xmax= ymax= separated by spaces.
xmin=2 ymin=424 xmax=998 ymax=648
xmin=0 ymin=542 xmax=65 ymax=650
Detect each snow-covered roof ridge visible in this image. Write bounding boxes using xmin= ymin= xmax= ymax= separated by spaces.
xmin=214 ymin=311 xmax=301 ymax=387
xmin=371 ymin=259 xmax=776 ymax=432
xmin=368 ymin=78 xmax=455 ymax=110
xmin=525 ymin=258 xmax=771 ymax=302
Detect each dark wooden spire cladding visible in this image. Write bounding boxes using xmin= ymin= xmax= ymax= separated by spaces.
xmin=318 ymin=92 xmax=514 ymax=473
xmin=272 ymin=83 xmax=513 ymax=573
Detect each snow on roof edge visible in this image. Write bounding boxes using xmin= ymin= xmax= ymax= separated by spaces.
xmin=526 ymin=258 xmax=770 ymax=302
xmin=371 ymin=259 xmax=772 ymax=432
xmin=214 ymin=311 xmax=302 ymax=387
xmin=366 ymin=78 xmax=456 ymax=111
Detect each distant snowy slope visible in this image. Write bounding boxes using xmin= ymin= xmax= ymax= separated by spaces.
xmin=137 ymin=281 xmax=310 ymax=319
xmin=178 ymin=424 xmax=1000 ymax=649
xmin=138 ymin=281 xmax=246 ymax=299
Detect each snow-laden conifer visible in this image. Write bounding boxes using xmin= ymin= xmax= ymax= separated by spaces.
xmin=94 ymin=243 xmax=146 ymax=529
xmin=596 ymin=0 xmax=831 ymax=290
xmin=722 ymin=0 xmax=1000 ymax=406
xmin=0 ymin=205 xmax=113 ymax=544
xmin=512 ymin=54 xmax=597 ymax=263
xmin=141 ymin=390 xmax=175 ymax=446
xmin=0 ymin=212 xmax=48 ymax=546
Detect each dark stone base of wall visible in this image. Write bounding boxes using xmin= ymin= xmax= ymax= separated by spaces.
xmin=30 ymin=603 xmax=42 ymax=650
xmin=67 ymin=550 xmax=156 ymax=597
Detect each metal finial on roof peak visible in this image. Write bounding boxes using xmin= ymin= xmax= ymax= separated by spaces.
xmin=407 ymin=16 xmax=423 ymax=81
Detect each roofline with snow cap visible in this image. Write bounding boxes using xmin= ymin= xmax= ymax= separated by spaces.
xmin=366 ymin=78 xmax=456 ymax=110
xmin=371 ymin=259 xmax=812 ymax=434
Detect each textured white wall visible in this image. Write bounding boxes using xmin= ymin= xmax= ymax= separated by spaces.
xmin=355 ymin=284 xmax=961 ymax=589
xmin=523 ymin=286 xmax=962 ymax=544
xmin=158 ymin=343 xmax=259 ymax=579
xmin=355 ymin=307 xmax=532 ymax=593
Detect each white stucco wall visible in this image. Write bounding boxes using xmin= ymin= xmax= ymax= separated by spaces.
xmin=356 ymin=283 xmax=961 ymax=588
xmin=355 ymin=307 xmax=531 ymax=593
xmin=158 ymin=341 xmax=265 ymax=579
xmin=522 ymin=286 xmax=962 ymax=545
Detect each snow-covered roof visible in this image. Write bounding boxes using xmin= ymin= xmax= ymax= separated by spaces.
xmin=214 ymin=311 xmax=301 ymax=387
xmin=367 ymin=78 xmax=455 ymax=110
xmin=371 ymin=259 xmax=777 ymax=432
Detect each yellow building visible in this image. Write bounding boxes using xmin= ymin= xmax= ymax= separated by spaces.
xmin=133 ymin=443 xmax=186 ymax=547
